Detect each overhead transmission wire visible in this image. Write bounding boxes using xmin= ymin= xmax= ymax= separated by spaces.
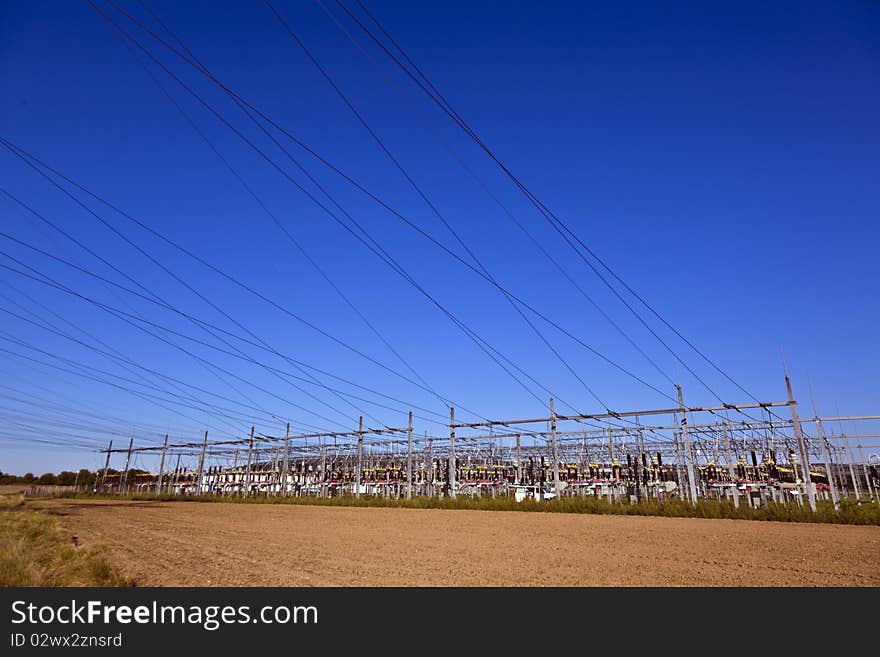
xmin=114 ymin=39 xmax=507 ymax=448
xmin=42 ymin=4 xmax=557 ymax=440
xmin=0 ymin=185 xmax=295 ymax=429
xmin=0 ymin=286 xmax=252 ymax=435
xmin=0 ymin=252 xmax=329 ymax=437
xmin=0 ymin=405 xmax=152 ymax=445
xmin=1 ymin=300 xmax=437 ymax=432
xmin=0 ymin=428 xmax=100 ymax=452
xmin=2 ymin=134 xmax=504 ymax=434
xmin=277 ymin=1 xmax=692 ymax=439
xmin=0 ymin=348 xmax=245 ymax=443
xmin=132 ymin=0 xmax=436 ymax=402
xmin=0 ymin=199 xmax=360 ymax=434
xmin=107 ymin=1 xmax=679 ymax=415
xmin=318 ymin=0 xmax=677 ymax=392
xmin=96 ymin=4 xmax=614 ymax=444
xmin=1 ymin=169 xmax=379 ymax=432
xmin=0 ymin=241 xmax=450 ymax=431
xmin=0 ymin=185 xmax=288 ymax=426
xmin=328 ymin=0 xmax=758 ymax=426
xmin=0 ymin=326 xmax=274 ymax=437
xmin=92 ymin=2 xmax=677 ymax=429
xmin=0 ymin=278 xmax=266 ymax=431
xmin=95 ymin=1 xmax=557 ymax=420
xmin=0 ymin=239 xmax=455 ymax=429
xmin=0 ymin=280 xmax=258 ymax=436
xmin=1 ymin=207 xmax=223 ymax=414
xmin=0 ymin=398 xmax=148 ymax=444
xmin=336 ymin=0 xmax=776 ymax=423
xmin=0 ymin=379 xmax=204 ymax=441
xmin=0 ymin=244 xmax=365 ymax=433
xmin=0 ymin=302 xmax=288 ymax=433
xmin=264 ymin=0 xmax=620 ymax=421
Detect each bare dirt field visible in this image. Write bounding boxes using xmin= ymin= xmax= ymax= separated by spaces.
xmin=34 ymin=498 xmax=880 ymax=586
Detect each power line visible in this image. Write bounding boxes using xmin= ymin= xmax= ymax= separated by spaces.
xmin=88 ymin=2 xmax=679 ymax=420
xmin=132 ymin=0 xmax=438 ymax=402
xmin=265 ymin=0 xmax=617 ymax=416
xmin=1 ymin=165 xmax=385 ymax=429
xmin=321 ymin=0 xmax=677 ymax=390
xmin=0 ymin=243 xmax=457 ymax=430
xmin=334 ymin=0 xmax=774 ymax=422
xmin=94 ymin=0 xmax=557 ymax=415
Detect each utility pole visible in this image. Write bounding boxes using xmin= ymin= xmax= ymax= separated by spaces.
xmin=406 ymin=411 xmax=413 ymax=499
xmin=100 ymin=439 xmax=113 ymax=493
xmin=426 ymin=436 xmax=433 ymax=498
xmin=550 ymin=397 xmax=560 ymax=498
xmin=356 ymin=416 xmax=363 ymax=498
xmin=635 ymin=416 xmax=646 ymax=500
xmin=244 ymin=425 xmax=255 ymax=497
xmin=677 ymin=385 xmax=698 ymax=505
xmin=606 ymin=426 xmax=614 ymax=469
xmin=515 ymin=434 xmax=521 ymax=485
xmin=196 ymin=430 xmax=208 ymax=495
xmin=171 ymin=454 xmax=181 ymax=494
xmin=859 ymin=445 xmax=876 ymax=503
xmin=815 ymin=419 xmax=839 ymax=508
xmin=120 ymin=436 xmax=134 ymax=495
xmin=320 ymin=437 xmax=327 ymax=499
xmin=722 ymin=423 xmax=739 ymax=508
xmin=839 ymin=425 xmax=861 ymax=499
xmin=809 ymin=387 xmax=839 ymax=508
xmin=606 ymin=425 xmax=616 ymax=502
xmin=281 ymin=422 xmax=290 ymax=498
xmin=448 ymin=406 xmax=457 ymax=500
xmin=785 ymin=374 xmax=816 ymax=511
xmin=156 ymin=434 xmax=168 ymax=495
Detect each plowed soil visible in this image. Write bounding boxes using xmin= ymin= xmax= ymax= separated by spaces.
xmin=36 ymin=499 xmax=880 ymax=586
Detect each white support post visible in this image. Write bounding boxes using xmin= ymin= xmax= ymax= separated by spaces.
xmin=406 ymin=411 xmax=413 ymax=499
xmin=677 ymin=386 xmax=698 ymax=505
xmin=100 ymin=439 xmax=113 ymax=493
xmin=281 ymin=422 xmax=290 ymax=498
xmin=121 ymin=436 xmax=133 ymax=495
xmin=815 ymin=419 xmax=839 ymax=508
xmin=786 ymin=375 xmax=816 ymax=511
xmin=356 ymin=416 xmax=363 ymax=498
xmin=550 ymin=397 xmax=560 ymax=499
xmin=244 ymin=425 xmax=255 ymax=497
xmin=196 ymin=430 xmax=208 ymax=495
xmin=156 ymin=434 xmax=168 ymax=495
xmin=722 ymin=423 xmax=739 ymax=508
xmin=448 ymin=406 xmax=457 ymax=500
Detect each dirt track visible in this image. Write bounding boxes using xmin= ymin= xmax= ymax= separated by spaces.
xmin=37 ymin=499 xmax=880 ymax=586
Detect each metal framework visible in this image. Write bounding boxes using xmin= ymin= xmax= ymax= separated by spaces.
xmin=92 ymin=376 xmax=880 ymax=510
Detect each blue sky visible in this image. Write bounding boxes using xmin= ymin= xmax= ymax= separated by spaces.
xmin=1 ymin=0 xmax=878 ymax=474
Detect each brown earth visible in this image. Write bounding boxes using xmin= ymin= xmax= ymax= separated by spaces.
xmin=33 ymin=498 xmax=880 ymax=586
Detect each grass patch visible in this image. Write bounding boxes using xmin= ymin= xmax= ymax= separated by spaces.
xmin=0 ymin=495 xmax=128 ymax=587
xmin=44 ymin=491 xmax=880 ymax=526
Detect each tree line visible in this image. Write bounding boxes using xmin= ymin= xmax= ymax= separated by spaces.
xmin=0 ymin=468 xmax=148 ymax=487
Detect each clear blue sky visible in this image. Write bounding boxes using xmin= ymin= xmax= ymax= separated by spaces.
xmin=1 ymin=0 xmax=878 ymax=474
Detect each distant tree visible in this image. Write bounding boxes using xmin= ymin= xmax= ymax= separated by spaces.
xmin=22 ymin=473 xmax=35 ymax=483
xmin=56 ymin=471 xmax=77 ymax=486
xmin=37 ymin=472 xmax=57 ymax=485
xmin=77 ymin=469 xmax=96 ymax=488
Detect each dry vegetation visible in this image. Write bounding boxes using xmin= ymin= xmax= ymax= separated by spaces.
xmin=60 ymin=491 xmax=880 ymax=525
xmin=0 ymin=492 xmax=127 ymax=587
